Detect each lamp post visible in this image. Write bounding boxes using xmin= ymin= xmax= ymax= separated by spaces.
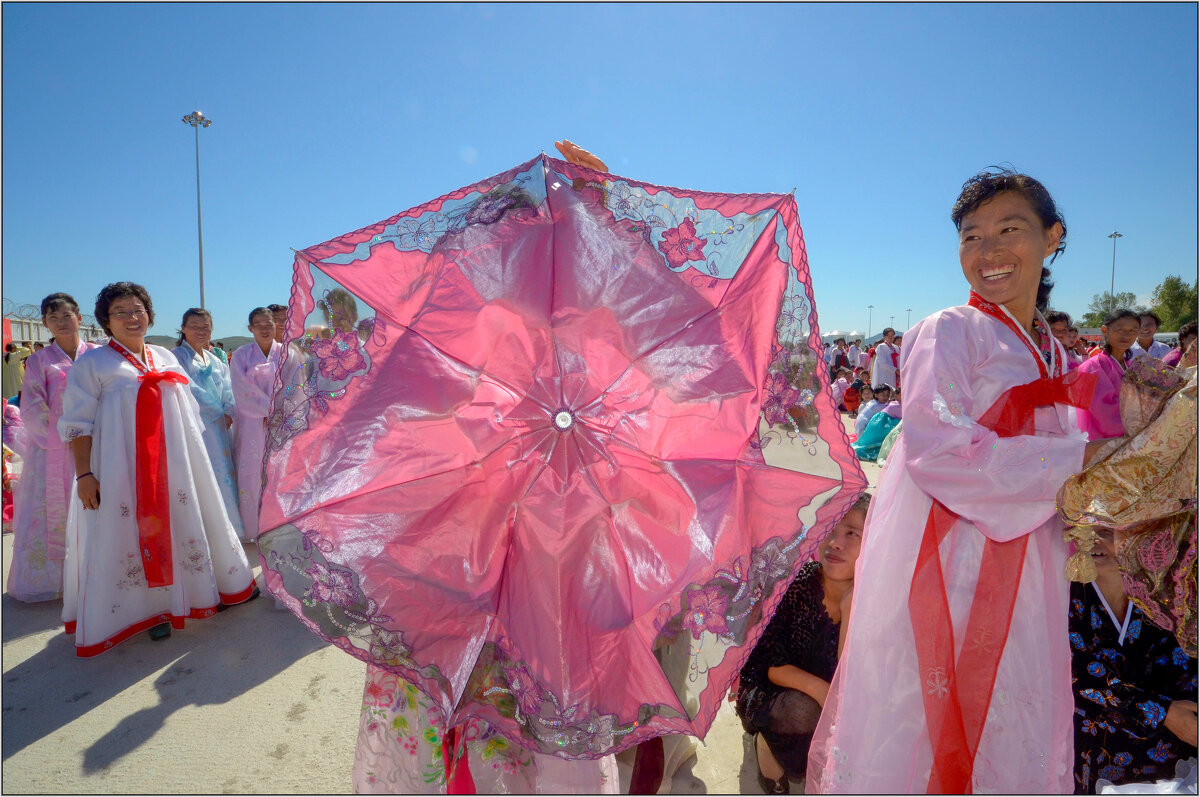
xmin=867 ymin=305 xmax=874 ymax=339
xmin=889 ymin=315 xmax=895 ymax=330
xmin=906 ymin=308 xmax=912 ymax=330
xmin=1107 ymin=230 xmax=1123 ymax=314
xmin=182 ymin=110 xmax=213 ymax=309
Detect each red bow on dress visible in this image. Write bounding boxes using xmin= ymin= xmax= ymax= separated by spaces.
xmin=109 ymin=342 xmax=189 ymax=588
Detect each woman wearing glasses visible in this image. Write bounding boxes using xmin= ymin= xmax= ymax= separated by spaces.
xmin=230 ymin=307 xmax=280 ymax=538
xmin=58 ymin=282 xmax=256 ymax=655
xmin=8 ymin=293 xmax=99 ymax=602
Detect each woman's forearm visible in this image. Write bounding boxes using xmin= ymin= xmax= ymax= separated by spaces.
xmin=71 ymin=435 xmax=93 ymax=474
xmin=767 ymin=665 xmax=831 ymax=707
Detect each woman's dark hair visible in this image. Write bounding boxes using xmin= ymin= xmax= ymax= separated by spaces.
xmin=1177 ymin=320 xmax=1198 ymax=344
xmin=41 ymin=292 xmax=80 ymax=318
xmin=177 ymin=307 xmax=213 ymax=347
xmin=248 ymin=306 xmax=273 ymax=326
xmin=95 ymin=282 xmax=154 ymax=336
xmin=1101 ymin=308 xmax=1141 ymax=357
xmin=850 ymin=491 xmax=872 ymax=515
xmin=1139 ymin=311 xmax=1162 ymax=328
xmin=1044 ymin=310 xmax=1072 ymax=326
xmin=952 ymin=168 xmax=1067 ymax=312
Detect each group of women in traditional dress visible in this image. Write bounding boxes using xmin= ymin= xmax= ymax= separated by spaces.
xmin=7 ymin=283 xmax=288 ymax=656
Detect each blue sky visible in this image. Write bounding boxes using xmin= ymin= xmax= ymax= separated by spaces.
xmin=3 ymin=3 xmax=1196 ymax=339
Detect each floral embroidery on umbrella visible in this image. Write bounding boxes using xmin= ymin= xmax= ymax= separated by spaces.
xmin=681 ymin=584 xmax=732 ymax=639
xmin=762 ymin=371 xmax=801 ymax=427
xmin=303 ymin=559 xmax=361 ymax=607
xmin=309 ymin=329 xmax=368 ymax=382
xmin=657 ymin=218 xmax=708 ymax=270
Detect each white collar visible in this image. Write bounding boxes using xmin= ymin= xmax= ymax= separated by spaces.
xmin=1090 ymin=582 xmax=1134 ymax=646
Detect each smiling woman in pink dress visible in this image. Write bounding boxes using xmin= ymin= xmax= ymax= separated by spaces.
xmin=8 ymin=293 xmax=99 ymax=602
xmin=1075 ymin=308 xmax=1140 ymax=440
xmin=230 ymin=307 xmax=280 ymax=538
xmin=808 ymin=171 xmax=1118 ymax=793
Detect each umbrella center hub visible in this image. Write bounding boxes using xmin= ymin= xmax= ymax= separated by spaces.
xmin=553 ymin=410 xmax=575 ymax=431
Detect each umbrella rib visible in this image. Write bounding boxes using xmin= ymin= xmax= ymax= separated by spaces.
xmin=571 ymin=295 xmax=732 ymax=418
xmin=373 ymin=309 xmax=547 ymax=414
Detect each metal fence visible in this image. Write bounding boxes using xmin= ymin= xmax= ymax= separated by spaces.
xmin=3 ymin=298 xmax=106 ymax=343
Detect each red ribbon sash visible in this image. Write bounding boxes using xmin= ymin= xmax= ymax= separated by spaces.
xmin=109 ymin=342 xmax=188 ymax=589
xmin=909 ymin=296 xmax=1096 ymax=793
xmin=441 ymin=725 xmax=476 ymax=794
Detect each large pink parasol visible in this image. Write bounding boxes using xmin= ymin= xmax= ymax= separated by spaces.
xmin=258 ymin=154 xmax=866 ymax=758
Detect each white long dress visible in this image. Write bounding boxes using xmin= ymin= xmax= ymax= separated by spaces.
xmin=869 ymin=340 xmax=900 ymax=388
xmin=58 ymin=342 xmax=256 ymax=657
xmin=808 ymin=303 xmax=1087 ymax=793
xmin=172 ymin=342 xmax=245 ymax=539
xmin=230 ymin=341 xmax=280 ymax=538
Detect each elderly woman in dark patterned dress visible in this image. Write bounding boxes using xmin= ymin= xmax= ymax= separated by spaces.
xmin=1069 ymin=527 xmax=1197 ymax=793
xmin=735 ymin=493 xmax=869 ymax=794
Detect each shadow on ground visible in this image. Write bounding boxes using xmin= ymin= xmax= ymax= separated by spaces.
xmin=2 ymin=582 xmax=327 ymax=772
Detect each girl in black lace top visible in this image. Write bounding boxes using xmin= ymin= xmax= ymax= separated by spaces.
xmin=735 ymin=493 xmax=869 ymax=793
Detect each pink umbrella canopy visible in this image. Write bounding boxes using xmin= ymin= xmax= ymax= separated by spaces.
xmin=258 ymin=154 xmax=866 ymax=758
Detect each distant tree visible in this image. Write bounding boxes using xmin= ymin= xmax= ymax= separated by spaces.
xmin=1149 ymin=275 xmax=1198 ymax=331
xmin=1081 ymin=291 xmax=1144 ymax=328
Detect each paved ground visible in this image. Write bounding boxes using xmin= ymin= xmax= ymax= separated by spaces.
xmin=2 ymin=416 xmax=880 ymax=794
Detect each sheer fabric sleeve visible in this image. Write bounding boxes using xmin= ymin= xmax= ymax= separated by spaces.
xmin=58 ymin=353 xmax=101 ymax=442
xmin=900 ymin=312 xmax=1087 ymax=542
xmin=217 ymin=358 xmax=236 ymax=417
xmin=20 ymin=353 xmax=51 ymax=450
xmin=231 ymin=348 xmax=272 ymax=419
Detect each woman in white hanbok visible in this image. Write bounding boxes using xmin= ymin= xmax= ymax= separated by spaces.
xmin=172 ymin=308 xmax=244 ymax=539
xmin=230 ymin=308 xmax=281 ymax=539
xmin=9 ymin=293 xmax=98 ymax=602
xmin=808 ymin=172 xmax=1119 ymax=793
xmin=59 ymin=283 xmax=256 ymax=657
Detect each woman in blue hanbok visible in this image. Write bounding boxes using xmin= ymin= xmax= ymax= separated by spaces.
xmin=172 ymin=309 xmax=244 ymax=539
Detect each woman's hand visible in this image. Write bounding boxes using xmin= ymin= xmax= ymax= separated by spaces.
xmin=1165 ymin=700 xmax=1198 ymax=746
xmin=77 ymin=474 xmax=100 ymax=510
xmin=554 ymin=140 xmax=608 ymax=173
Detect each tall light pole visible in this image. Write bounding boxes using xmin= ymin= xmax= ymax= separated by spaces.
xmin=906 ymin=308 xmax=912 ymax=330
xmin=889 ymin=315 xmax=895 ymax=330
xmin=182 ymin=110 xmax=213 ymax=309
xmin=867 ymin=305 xmax=874 ymax=339
xmin=1107 ymin=230 xmax=1123 ymax=314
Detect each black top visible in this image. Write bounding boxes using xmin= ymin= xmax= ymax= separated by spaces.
xmin=1070 ymin=581 xmax=1198 ymax=793
xmin=736 ymin=561 xmax=840 ymax=723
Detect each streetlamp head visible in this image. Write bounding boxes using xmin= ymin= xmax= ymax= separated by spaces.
xmin=1108 ymin=231 xmax=1123 ymax=239
xmin=182 ymin=111 xmax=212 ymax=128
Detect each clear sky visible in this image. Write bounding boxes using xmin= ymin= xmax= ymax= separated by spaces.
xmin=3 ymin=2 xmax=1196 ymax=340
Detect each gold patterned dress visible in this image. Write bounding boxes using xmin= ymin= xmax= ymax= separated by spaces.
xmin=1059 ymin=352 xmax=1197 ymax=657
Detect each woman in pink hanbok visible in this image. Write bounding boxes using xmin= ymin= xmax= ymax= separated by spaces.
xmin=59 ymin=283 xmax=257 ymax=655
xmin=230 ymin=308 xmax=280 ymax=538
xmin=1075 ymin=308 xmax=1140 ymax=440
xmin=8 ymin=293 xmax=98 ymax=602
xmin=808 ymin=171 xmax=1118 ymax=793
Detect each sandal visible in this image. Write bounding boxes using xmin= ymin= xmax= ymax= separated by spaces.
xmin=148 ymin=622 xmax=172 ymax=641
xmin=757 ymin=770 xmax=789 ymax=794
